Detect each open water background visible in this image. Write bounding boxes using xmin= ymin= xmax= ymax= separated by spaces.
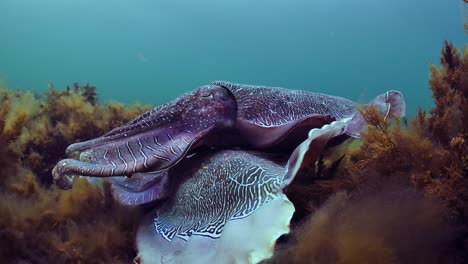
xmin=0 ymin=0 xmax=466 ymax=116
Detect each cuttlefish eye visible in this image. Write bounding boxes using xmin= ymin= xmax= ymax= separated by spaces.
xmin=201 ymin=91 xmax=214 ymax=99
xmin=200 ymin=85 xmax=233 ymax=101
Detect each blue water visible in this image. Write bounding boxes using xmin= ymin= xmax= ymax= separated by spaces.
xmin=0 ymin=0 xmax=466 ymax=116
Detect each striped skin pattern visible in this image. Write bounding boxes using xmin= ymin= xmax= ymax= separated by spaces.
xmin=52 ymin=85 xmax=237 ymax=184
xmin=53 ymin=81 xmax=404 ymax=207
xmin=212 ymin=81 xmax=357 ymax=127
xmin=134 ymin=92 xmax=406 ymax=264
xmin=53 ymin=81 xmax=359 ymax=185
xmin=154 ymin=150 xmax=285 ymax=241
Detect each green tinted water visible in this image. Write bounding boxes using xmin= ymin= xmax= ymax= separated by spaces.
xmin=0 ymin=0 xmax=466 ymax=116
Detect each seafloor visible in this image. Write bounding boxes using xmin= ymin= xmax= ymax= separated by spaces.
xmin=0 ymin=41 xmax=466 ymax=263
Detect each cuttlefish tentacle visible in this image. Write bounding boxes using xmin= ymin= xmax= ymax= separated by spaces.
xmin=52 ymin=85 xmax=238 ymax=187
xmin=52 ymin=127 xmax=208 ymax=184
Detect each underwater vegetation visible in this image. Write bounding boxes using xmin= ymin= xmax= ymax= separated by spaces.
xmin=270 ymin=41 xmax=468 ymax=263
xmin=0 ymin=40 xmax=466 ymax=263
xmin=0 ymin=83 xmax=150 ymax=262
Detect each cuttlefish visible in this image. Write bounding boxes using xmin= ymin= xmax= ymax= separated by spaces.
xmin=52 ymin=81 xmax=405 ymax=204
xmin=135 ymin=118 xmax=351 ymax=264
xmin=51 ymin=81 xmax=405 ymax=263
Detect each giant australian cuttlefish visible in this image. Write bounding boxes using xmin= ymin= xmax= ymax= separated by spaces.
xmin=52 ymin=81 xmax=405 ymax=264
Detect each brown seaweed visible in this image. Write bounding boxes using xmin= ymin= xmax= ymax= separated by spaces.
xmin=0 ymin=84 xmax=149 ymax=263
xmin=271 ymin=41 xmax=468 ymax=263
xmin=1 ymin=40 xmax=467 ymax=263
xmin=270 ymin=188 xmax=456 ymax=264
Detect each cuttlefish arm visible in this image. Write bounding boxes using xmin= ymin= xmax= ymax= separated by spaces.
xmin=52 ymin=85 xmax=237 ymax=188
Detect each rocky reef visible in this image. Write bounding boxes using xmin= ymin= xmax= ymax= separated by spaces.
xmin=0 ymin=41 xmax=466 ymax=263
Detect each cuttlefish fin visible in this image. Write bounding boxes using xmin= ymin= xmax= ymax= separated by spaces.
xmin=345 ymin=90 xmax=405 ymax=138
xmin=281 ymin=117 xmax=349 ymax=186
